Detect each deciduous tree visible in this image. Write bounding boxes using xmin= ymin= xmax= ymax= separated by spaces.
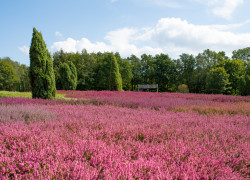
xmin=206 ymin=67 xmax=230 ymax=94
xmin=0 ymin=60 xmax=17 ymax=91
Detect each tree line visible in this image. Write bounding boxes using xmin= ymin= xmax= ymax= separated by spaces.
xmin=0 ymin=28 xmax=249 ymax=96
xmin=0 ymin=57 xmax=30 ymax=92
xmin=53 ymin=47 xmax=250 ymax=95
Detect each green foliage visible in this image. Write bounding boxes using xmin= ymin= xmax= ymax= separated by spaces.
xmin=50 ymin=47 xmax=249 ymax=95
xmin=196 ymin=49 xmax=227 ymax=69
xmin=0 ymin=44 xmax=231 ymax=95
xmin=206 ymin=67 xmax=230 ymax=94
xmin=176 ymin=54 xmax=196 ymax=92
xmin=232 ymin=47 xmax=250 ymax=62
xmin=109 ymin=53 xmax=122 ymax=91
xmin=59 ymin=63 xmax=71 ymax=89
xmin=191 ymin=49 xmax=227 ymax=93
xmin=115 ymin=53 xmax=133 ymax=90
xmin=0 ymin=60 xmax=17 ymax=90
xmin=141 ymin=54 xmax=155 ymax=84
xmin=29 ymin=27 xmax=56 ymax=99
xmin=222 ymin=59 xmax=245 ymax=95
xmin=53 ymin=50 xmax=68 ymax=89
xmin=78 ymin=50 xmax=97 ymax=90
xmin=95 ymin=53 xmax=110 ymax=90
xmin=154 ymin=54 xmax=177 ymax=92
xmin=94 ymin=53 xmax=122 ymax=91
xmin=17 ymin=65 xmax=31 ymax=92
xmin=53 ymin=49 xmax=97 ymax=90
xmin=68 ymin=61 xmax=77 ymax=89
xmin=58 ymin=62 xmax=77 ymax=90
xmin=0 ymin=91 xmax=32 ymax=98
xmin=239 ymin=61 xmax=250 ymax=95
xmin=128 ymin=55 xmax=142 ymax=91
xmin=177 ymin=84 xmax=189 ymax=93
xmin=128 ymin=53 xmax=177 ymax=92
xmin=0 ymin=57 xmax=30 ymax=92
xmin=0 ymin=90 xmax=70 ymax=100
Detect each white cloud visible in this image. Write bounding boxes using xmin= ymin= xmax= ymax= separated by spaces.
xmin=55 ymin=31 xmax=63 ymax=38
xmin=18 ymin=46 xmax=29 ymax=55
xmin=209 ymin=19 xmax=250 ymax=30
xmin=194 ymin=0 xmax=244 ymax=19
xmin=50 ymin=18 xmax=250 ymax=59
xmin=51 ymin=37 xmax=112 ymax=53
xmin=146 ymin=18 xmax=250 ymax=57
xmin=51 ymin=28 xmax=163 ymax=58
xmin=136 ymin=0 xmax=181 ymax=8
xmin=111 ymin=0 xmax=118 ymax=2
xmin=146 ymin=0 xmax=181 ymax=8
xmin=212 ymin=0 xmax=244 ymax=19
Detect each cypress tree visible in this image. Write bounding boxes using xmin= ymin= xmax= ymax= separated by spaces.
xmin=58 ymin=62 xmax=77 ymax=90
xmin=29 ymin=28 xmax=56 ymax=99
xmin=108 ymin=53 xmax=122 ymax=91
xmin=68 ymin=61 xmax=77 ymax=90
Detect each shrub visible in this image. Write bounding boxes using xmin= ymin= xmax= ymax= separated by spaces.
xmin=177 ymin=84 xmax=189 ymax=93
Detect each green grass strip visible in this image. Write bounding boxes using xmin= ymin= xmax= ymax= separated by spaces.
xmin=0 ymin=91 xmax=70 ymax=100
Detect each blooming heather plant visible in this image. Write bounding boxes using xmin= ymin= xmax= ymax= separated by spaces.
xmin=0 ymin=97 xmax=249 ymax=179
xmin=58 ymin=90 xmax=250 ymax=109
xmin=0 ymin=104 xmax=54 ymax=123
xmin=0 ymin=97 xmax=89 ymax=106
xmin=174 ymin=102 xmax=250 ymax=116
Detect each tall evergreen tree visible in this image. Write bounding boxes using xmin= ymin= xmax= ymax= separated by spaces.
xmin=94 ymin=53 xmax=122 ymax=91
xmin=68 ymin=61 xmax=77 ymax=90
xmin=115 ymin=52 xmax=133 ymax=90
xmin=29 ymin=28 xmax=56 ymax=99
xmin=109 ymin=53 xmax=122 ymax=91
xmin=58 ymin=62 xmax=77 ymax=90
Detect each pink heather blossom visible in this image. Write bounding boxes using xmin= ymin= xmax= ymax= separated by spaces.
xmin=0 ymin=91 xmax=249 ymax=179
xmin=58 ymin=90 xmax=250 ymax=109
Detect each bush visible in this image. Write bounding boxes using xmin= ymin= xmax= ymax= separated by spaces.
xmin=177 ymin=84 xmax=189 ymax=93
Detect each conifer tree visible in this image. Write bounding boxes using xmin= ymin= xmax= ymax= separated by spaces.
xmin=108 ymin=53 xmax=122 ymax=91
xmin=68 ymin=61 xmax=77 ymax=90
xmin=29 ymin=28 xmax=56 ymax=99
xmin=59 ymin=62 xmax=77 ymax=90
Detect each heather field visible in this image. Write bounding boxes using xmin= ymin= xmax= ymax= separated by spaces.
xmin=0 ymin=91 xmax=249 ymax=179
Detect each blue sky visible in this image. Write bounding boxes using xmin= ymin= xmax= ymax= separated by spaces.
xmin=1 ymin=0 xmax=250 ymax=65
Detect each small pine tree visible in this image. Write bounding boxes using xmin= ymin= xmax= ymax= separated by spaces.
xmin=29 ymin=28 xmax=56 ymax=99
xmin=108 ymin=53 xmax=122 ymax=91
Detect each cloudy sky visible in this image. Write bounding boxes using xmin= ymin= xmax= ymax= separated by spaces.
xmin=1 ymin=0 xmax=250 ymax=65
